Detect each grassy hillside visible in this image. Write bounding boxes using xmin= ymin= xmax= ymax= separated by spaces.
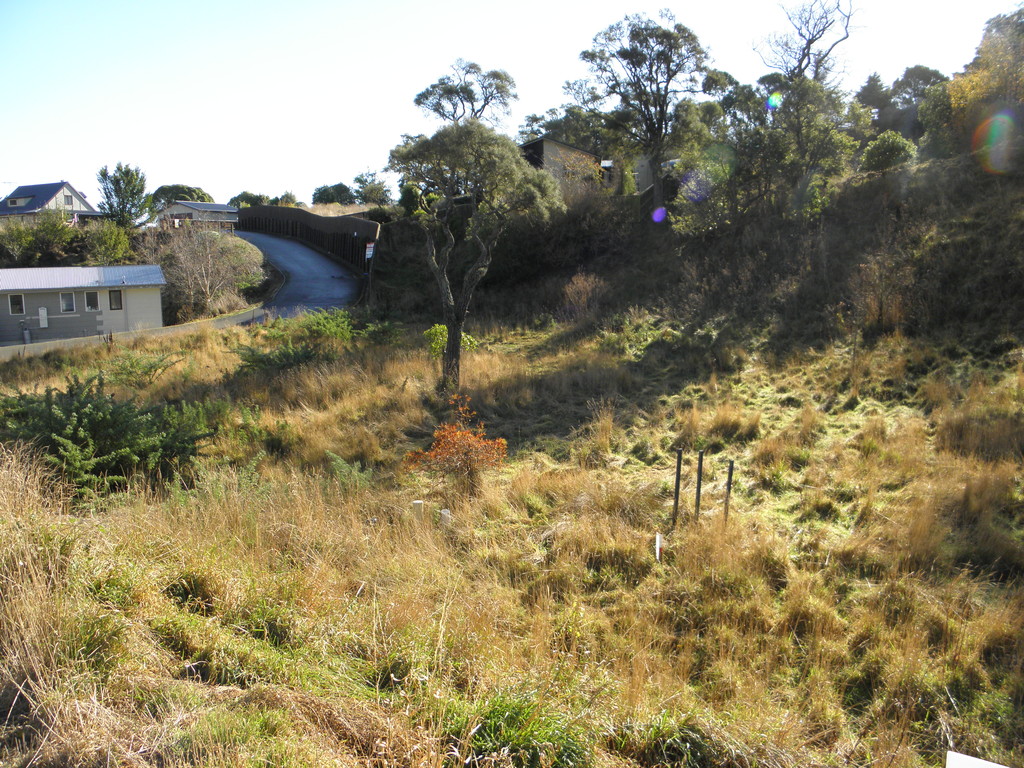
xmin=1 ymin=156 xmax=1022 ymax=767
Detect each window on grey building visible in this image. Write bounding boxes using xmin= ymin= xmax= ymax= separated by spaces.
xmin=109 ymin=290 xmax=123 ymax=311
xmin=85 ymin=291 xmax=99 ymax=311
xmin=60 ymin=292 xmax=75 ymax=313
xmin=64 ymin=195 xmax=73 ymax=206
xmin=9 ymin=294 xmax=24 ymax=315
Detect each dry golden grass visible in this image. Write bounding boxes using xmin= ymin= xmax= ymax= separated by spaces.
xmin=305 ymin=203 xmax=373 ymax=218
xmin=1 ymin=319 xmax=1022 ymax=767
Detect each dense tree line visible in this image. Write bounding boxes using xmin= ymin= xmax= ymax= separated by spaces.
xmin=386 ymin=3 xmax=1024 ymax=391
xmin=0 ymin=212 xmax=133 ymax=268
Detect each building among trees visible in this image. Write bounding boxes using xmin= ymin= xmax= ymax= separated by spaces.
xmin=0 ymin=181 xmax=100 ymax=224
xmin=156 ymin=201 xmax=238 ymax=230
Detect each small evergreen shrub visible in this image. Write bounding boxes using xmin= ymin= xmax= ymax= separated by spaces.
xmin=325 ymin=451 xmax=371 ymax=491
xmin=235 ymin=342 xmax=330 ymax=372
xmin=0 ymin=375 xmax=210 ymax=496
xmin=105 ymin=350 xmax=183 ymax=388
xmin=861 ymin=130 xmax=917 ymax=173
xmin=265 ymin=309 xmax=354 ymax=346
xmin=361 ymin=320 xmax=404 ymax=345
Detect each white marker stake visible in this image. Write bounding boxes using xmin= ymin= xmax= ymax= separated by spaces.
xmin=413 ymin=500 xmax=424 ymax=521
xmin=655 ymin=533 xmax=663 ymax=562
xmin=946 ymin=751 xmax=1010 ymax=768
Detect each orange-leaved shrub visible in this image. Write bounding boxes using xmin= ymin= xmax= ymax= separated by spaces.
xmin=405 ymin=395 xmax=506 ymax=493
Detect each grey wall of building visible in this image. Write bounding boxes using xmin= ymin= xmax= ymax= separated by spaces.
xmin=0 ymin=287 xmax=163 ymax=345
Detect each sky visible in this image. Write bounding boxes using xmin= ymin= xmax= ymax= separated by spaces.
xmin=1 ymin=0 xmax=1020 ymax=206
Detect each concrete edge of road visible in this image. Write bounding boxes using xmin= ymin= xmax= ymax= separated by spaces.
xmin=0 ymin=304 xmax=273 ymax=363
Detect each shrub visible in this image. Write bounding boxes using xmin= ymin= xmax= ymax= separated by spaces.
xmin=363 ymin=205 xmax=402 ymax=224
xmin=452 ymin=691 xmax=590 ymax=768
xmin=144 ymin=229 xmax=265 ymax=321
xmin=361 ymin=320 xmax=404 ymax=345
xmin=235 ymin=342 xmax=331 ymax=372
xmin=81 ymin=219 xmax=133 ymax=264
xmin=258 ymin=310 xmax=360 ymax=370
xmin=325 ymin=451 xmax=371 ymax=492
xmin=0 ymin=375 xmax=210 ymax=496
xmin=423 ymin=324 xmax=479 ymax=358
xmin=561 ymin=272 xmax=608 ymax=321
xmin=105 ymin=350 xmax=183 ymax=388
xmin=0 ymin=210 xmax=77 ymax=266
xmin=860 ymin=130 xmax=917 ymax=173
xmin=303 ymin=309 xmax=354 ymax=342
xmin=405 ymin=395 xmax=506 ymax=493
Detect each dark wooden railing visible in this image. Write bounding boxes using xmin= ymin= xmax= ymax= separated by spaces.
xmin=236 ymin=205 xmax=380 ymax=272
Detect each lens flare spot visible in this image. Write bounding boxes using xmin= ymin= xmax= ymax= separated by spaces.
xmin=766 ymin=92 xmax=784 ymax=110
xmin=681 ymin=170 xmax=712 ymax=203
xmin=973 ymin=110 xmax=1016 ymax=174
xmin=651 ymin=207 xmax=667 ymax=223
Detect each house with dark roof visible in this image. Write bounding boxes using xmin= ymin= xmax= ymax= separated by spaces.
xmin=157 ymin=201 xmax=238 ymax=230
xmin=0 ymin=182 xmax=100 ymax=223
xmin=0 ymin=265 xmax=165 ymax=345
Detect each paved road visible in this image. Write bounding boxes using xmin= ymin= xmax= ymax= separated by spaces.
xmin=237 ymin=231 xmax=361 ymax=318
xmin=0 ymin=233 xmax=360 ymax=361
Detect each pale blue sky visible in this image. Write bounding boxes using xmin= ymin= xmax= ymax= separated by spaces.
xmin=1 ymin=0 xmax=1018 ymax=205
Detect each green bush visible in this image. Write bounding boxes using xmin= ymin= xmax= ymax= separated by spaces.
xmin=105 ymin=350 xmax=183 ymax=388
xmin=398 ymin=183 xmax=422 ymax=217
xmin=325 ymin=451 xmax=371 ymax=491
xmin=265 ymin=309 xmax=354 ymax=346
xmin=424 ymin=324 xmax=479 ymax=358
xmin=235 ymin=342 xmax=331 ymax=372
xmin=0 ymin=375 xmax=211 ymax=496
xmin=82 ymin=219 xmax=133 ymax=264
xmin=452 ymin=691 xmax=591 ymax=768
xmin=361 ymin=320 xmax=404 ymax=345
xmin=363 ymin=205 xmax=402 ymax=224
xmin=860 ymin=130 xmax=917 ymax=173
xmin=292 ymin=309 xmax=354 ymax=343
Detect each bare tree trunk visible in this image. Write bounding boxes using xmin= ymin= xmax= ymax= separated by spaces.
xmin=439 ymin=316 xmax=463 ymax=395
xmin=649 ymin=149 xmax=666 ymax=211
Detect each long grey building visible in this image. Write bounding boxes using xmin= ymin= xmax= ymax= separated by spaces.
xmin=0 ymin=266 xmax=165 ymax=345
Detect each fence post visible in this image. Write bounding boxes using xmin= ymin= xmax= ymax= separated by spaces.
xmin=671 ymin=449 xmax=682 ymax=529
xmin=724 ymin=459 xmax=734 ymax=526
xmin=694 ymin=450 xmax=704 ymax=524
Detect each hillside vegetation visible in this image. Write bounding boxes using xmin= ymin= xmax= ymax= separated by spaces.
xmin=1 ymin=154 xmax=1023 ymax=768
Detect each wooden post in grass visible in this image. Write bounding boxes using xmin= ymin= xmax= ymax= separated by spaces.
xmin=694 ymin=450 xmax=704 ymax=524
xmin=723 ymin=460 xmax=735 ymax=526
xmin=412 ymin=499 xmax=424 ymax=521
xmin=671 ymin=449 xmax=683 ymax=529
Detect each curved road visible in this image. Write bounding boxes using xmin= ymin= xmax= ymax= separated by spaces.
xmin=237 ymin=231 xmax=361 ymax=318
